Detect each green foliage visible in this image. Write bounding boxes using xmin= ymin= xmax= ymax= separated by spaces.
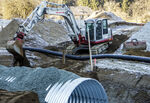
xmin=2 ymin=0 xmax=37 ymax=19
xmin=77 ymin=0 xmax=100 ymax=10
xmin=90 ymin=0 xmax=99 ymax=10
xmin=77 ymin=0 xmax=90 ymax=6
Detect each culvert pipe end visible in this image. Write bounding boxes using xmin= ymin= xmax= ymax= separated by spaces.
xmin=45 ymin=78 xmax=108 ymax=103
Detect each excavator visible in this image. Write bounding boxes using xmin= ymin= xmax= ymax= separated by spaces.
xmin=6 ymin=1 xmax=113 ymax=66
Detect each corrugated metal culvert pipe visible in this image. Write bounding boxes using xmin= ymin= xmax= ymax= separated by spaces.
xmin=45 ymin=78 xmax=108 ymax=103
xmin=0 ymin=65 xmax=108 ymax=103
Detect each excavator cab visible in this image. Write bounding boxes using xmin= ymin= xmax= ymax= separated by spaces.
xmin=85 ymin=19 xmax=112 ymax=45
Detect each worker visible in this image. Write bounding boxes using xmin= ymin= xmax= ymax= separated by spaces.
xmin=6 ymin=31 xmax=31 ymax=67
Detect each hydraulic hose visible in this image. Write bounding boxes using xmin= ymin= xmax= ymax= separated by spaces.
xmin=23 ymin=47 xmax=150 ymax=63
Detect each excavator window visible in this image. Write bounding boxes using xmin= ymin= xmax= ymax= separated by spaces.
xmin=96 ymin=21 xmax=102 ymax=40
xmin=86 ymin=23 xmax=94 ymax=41
xmin=102 ymin=19 xmax=108 ymax=34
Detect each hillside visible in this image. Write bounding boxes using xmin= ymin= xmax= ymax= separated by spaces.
xmin=0 ymin=0 xmax=150 ymax=23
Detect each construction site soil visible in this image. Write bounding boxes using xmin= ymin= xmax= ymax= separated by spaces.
xmin=0 ymin=89 xmax=40 ymax=103
xmin=0 ymin=17 xmax=150 ymax=103
xmin=124 ymin=50 xmax=150 ymax=57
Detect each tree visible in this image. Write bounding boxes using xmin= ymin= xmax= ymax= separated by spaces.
xmin=2 ymin=0 xmax=36 ymax=19
xmin=77 ymin=0 xmax=90 ymax=7
xmin=90 ymin=0 xmax=99 ymax=10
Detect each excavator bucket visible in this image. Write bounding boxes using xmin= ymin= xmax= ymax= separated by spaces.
xmin=123 ymin=39 xmax=146 ymax=50
xmin=6 ymin=40 xmax=24 ymax=57
xmin=6 ymin=40 xmax=31 ymax=67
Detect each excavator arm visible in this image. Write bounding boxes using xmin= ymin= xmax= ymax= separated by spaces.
xmin=7 ymin=1 xmax=82 ymax=66
xmin=18 ymin=1 xmax=81 ymax=42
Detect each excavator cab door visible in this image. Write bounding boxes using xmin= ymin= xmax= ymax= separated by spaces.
xmin=102 ymin=19 xmax=108 ymax=35
xmin=85 ymin=20 xmax=95 ymax=41
xmin=96 ymin=20 xmax=102 ymax=40
xmin=95 ymin=19 xmax=108 ymax=41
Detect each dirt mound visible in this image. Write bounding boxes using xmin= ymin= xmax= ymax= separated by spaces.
xmin=0 ymin=19 xmax=19 ymax=47
xmin=107 ymin=35 xmax=129 ymax=53
xmin=126 ymin=22 xmax=150 ymax=51
xmin=86 ymin=11 xmax=123 ymax=21
xmin=116 ymin=22 xmax=150 ymax=54
xmin=0 ymin=18 xmax=69 ymax=67
xmin=31 ymin=20 xmax=68 ymax=46
xmin=0 ymin=89 xmax=40 ymax=103
xmin=24 ymin=19 xmax=69 ymax=48
xmin=0 ymin=19 xmax=69 ymax=48
xmin=70 ymin=6 xmax=93 ymax=19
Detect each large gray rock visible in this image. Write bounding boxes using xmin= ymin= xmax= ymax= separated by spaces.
xmin=0 ymin=19 xmax=19 ymax=47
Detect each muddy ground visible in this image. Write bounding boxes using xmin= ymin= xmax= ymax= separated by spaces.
xmin=29 ymin=48 xmax=150 ymax=103
xmin=0 ymin=89 xmax=40 ymax=103
xmin=124 ymin=50 xmax=150 ymax=57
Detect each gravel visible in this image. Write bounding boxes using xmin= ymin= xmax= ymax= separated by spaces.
xmin=0 ymin=65 xmax=79 ymax=103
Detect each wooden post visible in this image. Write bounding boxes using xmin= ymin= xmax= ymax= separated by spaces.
xmin=87 ymin=28 xmax=93 ymax=71
xmin=62 ymin=42 xmax=67 ymax=65
xmin=62 ymin=50 xmax=66 ymax=64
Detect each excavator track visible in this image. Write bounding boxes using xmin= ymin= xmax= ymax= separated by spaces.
xmin=66 ymin=42 xmax=111 ymax=55
xmin=91 ymin=42 xmax=110 ymax=54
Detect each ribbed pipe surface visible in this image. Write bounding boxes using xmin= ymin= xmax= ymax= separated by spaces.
xmin=45 ymin=78 xmax=108 ymax=103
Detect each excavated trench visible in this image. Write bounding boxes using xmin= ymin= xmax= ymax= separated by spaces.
xmin=0 ymin=89 xmax=40 ymax=103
